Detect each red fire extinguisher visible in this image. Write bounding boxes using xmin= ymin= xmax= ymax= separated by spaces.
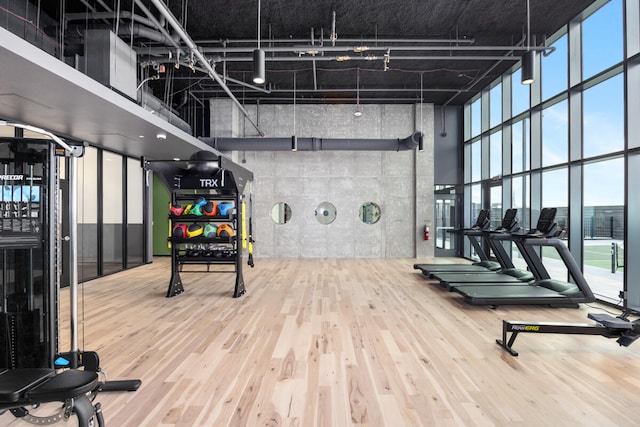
xmin=424 ymin=225 xmax=430 ymax=241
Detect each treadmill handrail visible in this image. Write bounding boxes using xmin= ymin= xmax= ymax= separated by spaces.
xmin=522 ymin=238 xmax=595 ymax=301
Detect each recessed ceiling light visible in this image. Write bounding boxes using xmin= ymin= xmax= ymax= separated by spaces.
xmin=173 ymin=157 xmax=180 ymax=161
xmin=156 ymin=133 xmax=167 ymax=140
xmin=138 ymin=135 xmax=145 ymax=138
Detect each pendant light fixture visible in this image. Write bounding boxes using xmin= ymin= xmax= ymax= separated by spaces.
xmin=253 ymin=0 xmax=266 ymax=84
xmin=521 ymin=0 xmax=535 ymax=85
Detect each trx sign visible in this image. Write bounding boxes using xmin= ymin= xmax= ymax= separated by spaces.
xmin=199 ymin=178 xmax=219 ymax=188
xmin=177 ymin=172 xmax=228 ymax=190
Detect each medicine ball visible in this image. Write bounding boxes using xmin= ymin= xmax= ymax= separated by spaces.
xmin=189 ymin=204 xmax=204 ymax=216
xmin=217 ymin=223 xmax=234 ymax=238
xmin=170 ymin=204 xmax=184 ymax=216
xmin=194 ymin=196 xmax=207 ymax=207
xmin=186 ymin=223 xmax=204 ymax=238
xmin=202 ymin=201 xmax=218 ymax=216
xmin=217 ymin=224 xmax=234 ymax=238
xmin=203 ymin=223 xmax=218 ymax=238
xmin=172 ymin=223 xmax=188 ymax=238
xmin=217 ymin=202 xmax=233 ymax=216
xmin=182 ymin=203 xmax=194 ymax=215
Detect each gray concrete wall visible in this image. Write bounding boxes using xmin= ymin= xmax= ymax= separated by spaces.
xmin=211 ymin=101 xmax=435 ymax=258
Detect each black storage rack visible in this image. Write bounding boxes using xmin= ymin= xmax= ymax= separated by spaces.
xmin=144 ymin=154 xmax=253 ymax=298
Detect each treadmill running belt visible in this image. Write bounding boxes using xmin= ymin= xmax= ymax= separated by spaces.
xmin=453 ymin=284 xmax=580 ymax=307
xmin=431 ymin=271 xmax=534 ymax=286
xmin=413 ymin=263 xmax=501 ymax=278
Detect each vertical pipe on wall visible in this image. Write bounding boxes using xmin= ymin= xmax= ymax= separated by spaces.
xmin=68 ymin=153 xmax=79 ymax=366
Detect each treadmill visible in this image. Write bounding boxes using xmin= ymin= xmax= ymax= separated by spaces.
xmin=414 ymin=209 xmax=502 ymax=277
xmin=429 ymin=209 xmax=535 ymax=288
xmin=453 ymin=208 xmax=596 ymax=307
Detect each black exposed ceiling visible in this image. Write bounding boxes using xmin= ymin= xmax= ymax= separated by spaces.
xmin=47 ymin=1 xmax=595 ymax=106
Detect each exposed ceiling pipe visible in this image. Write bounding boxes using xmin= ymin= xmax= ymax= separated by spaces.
xmin=198 ymin=37 xmax=476 ymax=45
xmin=115 ymin=23 xmax=177 ymax=45
xmin=438 ymin=35 xmax=530 ymax=136
xmin=133 ymin=0 xmax=183 ymax=54
xmin=312 ymin=59 xmax=318 ymax=90
xmin=94 ymin=0 xmax=113 ymax=13
xmin=189 ymin=92 xmax=205 ymax=107
xmin=330 ymin=11 xmax=337 ymax=46
xmin=442 ymin=35 xmax=528 ymax=108
xmin=203 ymin=55 xmax=521 ymax=62
xmin=202 ymin=131 xmax=423 ymax=152
xmin=167 ymin=61 xmax=272 ymax=94
xmin=147 ymin=0 xmax=264 ymax=136
xmin=140 ymin=44 xmax=549 ymax=56
xmin=76 ymin=0 xmax=111 ymax=25
xmin=192 ymin=87 xmax=466 ymax=94
xmin=311 ymin=27 xmax=318 ymax=90
xmin=223 ymin=75 xmax=272 ymax=94
xmin=203 ymin=96 xmax=429 ymax=103
xmin=65 ymin=11 xmax=157 ymax=29
xmin=198 ymin=45 xmax=550 ymax=54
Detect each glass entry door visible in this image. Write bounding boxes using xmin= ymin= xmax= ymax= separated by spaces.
xmin=434 ymin=193 xmax=458 ymax=257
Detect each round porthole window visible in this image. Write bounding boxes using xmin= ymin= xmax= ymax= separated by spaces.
xmin=270 ymin=202 xmax=292 ymax=224
xmin=359 ymin=202 xmax=381 ymax=224
xmin=315 ymin=202 xmax=337 ymax=225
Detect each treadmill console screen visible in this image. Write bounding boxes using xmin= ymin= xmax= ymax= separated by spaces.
xmin=473 ymin=209 xmax=490 ymax=228
xmin=501 ymin=208 xmax=517 ymax=228
xmin=536 ymin=207 xmax=557 ymax=233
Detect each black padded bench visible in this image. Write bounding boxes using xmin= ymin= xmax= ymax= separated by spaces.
xmin=0 ymin=368 xmax=100 ymax=426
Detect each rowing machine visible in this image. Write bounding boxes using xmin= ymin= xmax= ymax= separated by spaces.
xmin=496 ymin=312 xmax=640 ymax=356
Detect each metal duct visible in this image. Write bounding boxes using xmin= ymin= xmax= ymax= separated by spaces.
xmin=120 ymin=23 xmax=177 ymax=45
xmin=202 ymin=131 xmax=423 ymax=151
xmin=138 ymin=90 xmax=192 ymax=134
xmin=66 ymin=23 xmax=174 ymax=47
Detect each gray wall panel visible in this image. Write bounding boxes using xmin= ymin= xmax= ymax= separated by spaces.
xmin=218 ymin=102 xmax=434 ymax=258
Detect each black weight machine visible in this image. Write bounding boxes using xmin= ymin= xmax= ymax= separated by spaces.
xmin=0 ymin=134 xmax=139 ymax=426
xmin=497 ymin=311 xmax=640 ymax=356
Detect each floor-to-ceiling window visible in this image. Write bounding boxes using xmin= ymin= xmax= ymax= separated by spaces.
xmin=583 ymin=157 xmax=624 ymax=303
xmin=126 ymin=157 xmax=144 ymax=268
xmin=78 ymin=147 xmax=99 ymax=281
xmin=462 ymin=0 xmax=634 ymax=308
xmin=541 ymin=167 xmax=569 ymax=282
xmin=102 ymin=151 xmax=123 ymax=275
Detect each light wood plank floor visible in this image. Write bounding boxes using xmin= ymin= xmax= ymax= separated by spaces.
xmin=3 ymin=257 xmax=640 ymax=426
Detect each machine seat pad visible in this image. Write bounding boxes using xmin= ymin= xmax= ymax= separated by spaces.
xmin=27 ymin=370 xmax=99 ymax=402
xmin=588 ymin=313 xmax=633 ymax=329
xmin=0 ymin=369 xmax=54 ymax=403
